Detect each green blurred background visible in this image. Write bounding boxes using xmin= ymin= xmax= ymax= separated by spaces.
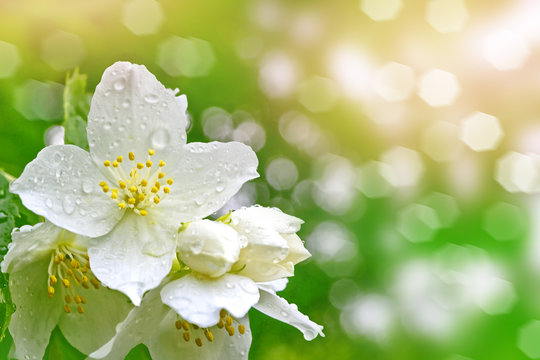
xmin=2 ymin=0 xmax=540 ymax=359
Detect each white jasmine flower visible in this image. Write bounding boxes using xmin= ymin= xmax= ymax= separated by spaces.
xmin=1 ymin=221 xmax=132 ymax=360
xmin=90 ymin=278 xmax=252 ymax=360
xmin=10 ymin=61 xmax=259 ymax=305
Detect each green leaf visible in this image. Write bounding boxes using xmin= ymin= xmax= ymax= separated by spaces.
xmin=43 ymin=327 xmax=85 ymax=360
xmin=0 ymin=273 xmax=15 ymax=343
xmin=125 ymin=344 xmax=152 ymax=360
xmin=62 ymin=69 xmax=91 ymax=151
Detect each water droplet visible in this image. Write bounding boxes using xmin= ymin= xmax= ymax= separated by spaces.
xmin=225 ymin=282 xmax=234 ymax=289
xmin=82 ymin=180 xmax=93 ymax=194
xmin=140 ymin=122 xmax=147 ymax=130
xmin=113 ymin=78 xmax=126 ymax=91
xmin=0 ymin=211 xmax=7 ymax=223
xmin=150 ymin=128 xmax=170 ymax=150
xmin=104 ymin=90 xmax=111 ymax=97
xmin=45 ymin=198 xmax=53 ymax=208
xmin=104 ymin=121 xmax=112 ymax=130
xmin=63 ymin=195 xmax=75 ymax=215
xmin=122 ymin=99 xmax=131 ymax=108
xmin=280 ymin=310 xmax=289 ymax=317
xmin=144 ymin=94 xmax=159 ymax=104
xmin=216 ymin=184 xmax=225 ymax=193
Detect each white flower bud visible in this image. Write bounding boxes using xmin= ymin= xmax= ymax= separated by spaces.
xmin=177 ymin=220 xmax=241 ymax=278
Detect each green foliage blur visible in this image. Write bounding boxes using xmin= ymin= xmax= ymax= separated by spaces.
xmin=1 ymin=0 xmax=540 ymax=359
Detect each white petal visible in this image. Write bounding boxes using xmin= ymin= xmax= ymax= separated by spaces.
xmin=253 ymin=289 xmax=324 ymax=341
xmin=148 ymin=312 xmax=251 ymax=360
xmin=90 ymin=286 xmax=171 ymax=359
xmin=88 ymin=212 xmax=176 ymax=305
xmin=160 ymin=141 xmax=259 ymax=222
xmin=87 ymin=62 xmax=188 ymax=166
xmin=282 ymin=233 xmax=311 ymax=264
xmin=231 ymin=205 xmax=304 ymax=234
xmin=10 ymin=145 xmax=122 ymax=237
xmin=257 ymin=278 xmax=289 ymax=293
xmin=8 ymin=257 xmax=64 ymax=360
xmin=2 ymin=222 xmax=61 ymax=273
xmin=58 ymin=285 xmax=132 ymax=355
xmin=161 ymin=273 xmax=259 ymax=328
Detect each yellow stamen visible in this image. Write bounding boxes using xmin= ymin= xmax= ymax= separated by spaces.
xmin=64 ymin=305 xmax=71 ymax=313
xmin=65 ymin=295 xmax=72 ymax=303
xmin=183 ymin=332 xmax=190 ymax=342
xmin=102 ymin=186 xmax=109 ymax=193
xmin=57 ymin=254 xmax=64 ymax=261
xmin=66 ymin=269 xmax=73 ymax=276
xmin=49 ymin=275 xmax=58 ymax=285
xmin=182 ymin=321 xmax=190 ymax=331
xmin=129 ymin=186 xmax=138 ymax=193
xmin=151 ymin=187 xmax=158 ymax=193
xmin=70 ymin=259 xmax=80 ymax=269
xmin=91 ymin=278 xmax=100 ymax=289
xmin=204 ymin=329 xmax=214 ymax=342
xmin=112 ymin=161 xmax=119 ymax=167
xmin=118 ymin=202 xmax=126 ymax=209
xmin=148 ymin=149 xmax=155 ymax=156
xmin=175 ymin=320 xmax=183 ymax=330
xmin=220 ymin=309 xmax=227 ymax=318
xmin=158 ymin=172 xmax=165 ymax=179
xmin=217 ymin=318 xmax=224 ymax=328
xmin=129 ymin=152 xmax=135 ymax=161
xmin=74 ymin=295 xmax=82 ymax=304
xmin=139 ymin=210 xmax=148 ymax=216
xmin=77 ymin=305 xmax=84 ymax=314
xmin=195 ymin=338 xmax=203 ymax=347
xmin=62 ymin=279 xmax=70 ymax=288
xmin=104 ymin=160 xmax=111 ymax=167
xmin=141 ymin=179 xmax=148 ymax=187
xmin=80 ymin=296 xmax=87 ymax=304
xmin=116 ymin=156 xmax=123 ymax=163
xmin=137 ymin=163 xmax=144 ymax=169
xmin=153 ymin=197 xmax=160 ymax=204
xmin=47 ymin=286 xmax=55 ymax=297
xmin=159 ymin=160 xmax=166 ymax=167
xmin=226 ymin=316 xmax=233 ymax=326
xmin=81 ymin=275 xmax=88 ymax=283
xmin=146 ymin=160 xmax=153 ymax=168
xmin=226 ymin=325 xmax=235 ymax=336
xmin=138 ymin=193 xmax=145 ymax=202
xmin=128 ymin=198 xmax=136 ymax=205
xmin=155 ymin=182 xmax=161 ymax=189
xmin=99 ymin=181 xmax=107 ymax=187
xmin=111 ymin=192 xmax=118 ymax=200
xmin=119 ymin=180 xmax=127 ymax=189
xmin=167 ymin=178 xmax=174 ymax=185
xmin=163 ymin=186 xmax=170 ymax=194
xmin=238 ymin=324 xmax=246 ymax=334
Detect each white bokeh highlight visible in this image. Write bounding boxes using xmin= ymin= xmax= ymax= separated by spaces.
xmin=418 ymin=69 xmax=460 ymax=107
xmin=460 ymin=112 xmax=504 ymax=152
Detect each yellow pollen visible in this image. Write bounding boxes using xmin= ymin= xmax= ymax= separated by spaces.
xmin=217 ymin=319 xmax=224 ymax=328
xmin=64 ymin=305 xmax=71 ymax=313
xmin=238 ymin=324 xmax=246 ymax=334
xmin=70 ymin=259 xmax=80 ymax=269
xmin=138 ymin=193 xmax=145 ymax=201
xmin=129 ymin=186 xmax=138 ymax=193
xmin=139 ymin=210 xmax=148 ymax=216
xmin=146 ymin=160 xmax=153 ymax=167
xmin=158 ymin=172 xmax=165 ymax=179
xmin=175 ymin=320 xmax=183 ymax=330
xmin=151 ymin=187 xmax=158 ymax=193
xmin=81 ymin=275 xmax=88 ymax=283
xmin=111 ymin=193 xmax=118 ymax=200
xmin=226 ymin=316 xmax=233 ymax=326
xmin=47 ymin=286 xmax=55 ymax=297
xmin=153 ymin=197 xmax=160 ymax=204
xmin=167 ymin=178 xmax=174 ymax=185
xmin=58 ymin=253 xmax=65 ymax=261
xmin=226 ymin=325 xmax=235 ymax=336
xmin=112 ymin=161 xmax=119 ymax=167
xmin=195 ymin=338 xmax=203 ymax=347
xmin=49 ymin=275 xmax=57 ymax=285
xmin=141 ymin=179 xmax=148 ymax=187
xmin=137 ymin=162 xmax=144 ymax=169
xmin=104 ymin=160 xmax=111 ymax=167
xmin=91 ymin=278 xmax=100 ymax=289
xmin=99 ymin=181 xmax=107 ymax=187
xmin=129 ymin=152 xmax=135 ymax=161
xmin=220 ymin=309 xmax=227 ymax=318
xmin=119 ymin=180 xmax=126 ymax=189
xmin=62 ymin=279 xmax=70 ymax=288
xmin=80 ymin=296 xmax=86 ymax=304
xmin=102 ymin=186 xmax=109 ymax=193
xmin=183 ymin=321 xmax=190 ymax=331
xmin=128 ymin=198 xmax=136 ymax=205
xmin=163 ymin=186 xmax=170 ymax=194
xmin=116 ymin=156 xmax=123 ymax=163
xmin=111 ymin=188 xmax=118 ymax=193
xmin=118 ymin=202 xmax=126 ymax=209
xmin=159 ymin=160 xmax=166 ymax=167
xmin=204 ymin=329 xmax=214 ymax=342
xmin=66 ymin=269 xmax=73 ymax=276
xmin=65 ymin=295 xmax=72 ymax=303
xmin=155 ymin=182 xmax=161 ymax=190
xmin=183 ymin=332 xmax=190 ymax=342
xmin=75 ymin=295 xmax=82 ymax=304
xmin=148 ymin=149 xmax=155 ymax=156
xmin=77 ymin=305 xmax=85 ymax=314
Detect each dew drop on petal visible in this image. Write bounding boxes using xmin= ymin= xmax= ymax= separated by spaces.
xmin=144 ymin=93 xmax=159 ymax=104
xmin=62 ymin=195 xmax=75 ymax=215
xmin=150 ymin=128 xmax=170 ymax=150
xmin=45 ymin=198 xmax=53 ymax=208
xmin=82 ymin=179 xmax=93 ymax=194
xmin=113 ymin=77 xmax=126 ymax=91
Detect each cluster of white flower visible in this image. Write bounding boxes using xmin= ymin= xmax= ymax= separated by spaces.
xmin=2 ymin=62 xmax=323 ymax=360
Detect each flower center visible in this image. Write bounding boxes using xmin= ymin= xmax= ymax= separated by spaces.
xmin=98 ymin=149 xmax=174 ymax=216
xmin=46 ymin=243 xmax=101 ymax=314
xmin=173 ymin=309 xmax=246 ymax=347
